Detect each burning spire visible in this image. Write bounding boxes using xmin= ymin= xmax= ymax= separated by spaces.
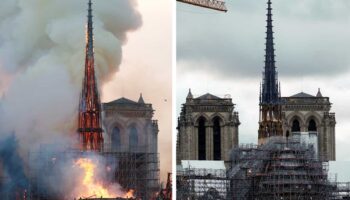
xmin=78 ymin=0 xmax=104 ymax=151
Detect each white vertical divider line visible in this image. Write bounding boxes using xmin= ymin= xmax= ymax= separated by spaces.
xmin=172 ymin=0 xmax=177 ymax=199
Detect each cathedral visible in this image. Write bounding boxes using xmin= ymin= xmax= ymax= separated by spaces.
xmin=257 ymin=0 xmax=336 ymax=161
xmin=176 ymin=90 xmax=240 ymax=163
xmin=177 ymin=0 xmax=336 ymax=163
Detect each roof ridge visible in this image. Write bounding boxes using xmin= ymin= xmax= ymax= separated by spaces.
xmin=107 ymin=97 xmax=138 ymax=104
xmin=290 ymin=92 xmax=315 ymax=98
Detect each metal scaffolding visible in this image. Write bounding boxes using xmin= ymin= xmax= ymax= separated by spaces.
xmin=332 ymin=182 xmax=350 ymax=199
xmin=177 ymin=167 xmax=230 ymax=199
xmin=228 ymin=138 xmax=335 ymax=200
xmin=177 ymin=137 xmax=350 ymax=200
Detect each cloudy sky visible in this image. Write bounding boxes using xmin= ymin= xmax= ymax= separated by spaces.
xmin=177 ymin=0 xmax=350 ymax=181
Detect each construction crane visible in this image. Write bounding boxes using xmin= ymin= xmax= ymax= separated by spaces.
xmin=177 ymin=0 xmax=228 ymax=12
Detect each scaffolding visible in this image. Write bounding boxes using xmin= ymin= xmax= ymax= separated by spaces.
xmin=228 ymin=138 xmax=336 ymax=200
xmin=27 ymin=145 xmax=159 ymax=200
xmin=177 ymin=167 xmax=230 ymax=199
xmin=332 ymin=182 xmax=350 ymax=199
xmin=177 ymin=137 xmax=350 ymax=200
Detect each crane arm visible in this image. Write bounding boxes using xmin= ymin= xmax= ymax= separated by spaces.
xmin=177 ymin=0 xmax=228 ymax=12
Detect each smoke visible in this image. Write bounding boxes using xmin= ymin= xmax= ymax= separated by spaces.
xmin=0 ymin=0 xmax=142 ymax=151
xmin=0 ymin=134 xmax=28 ymax=198
xmin=0 ymin=0 xmax=142 ymax=195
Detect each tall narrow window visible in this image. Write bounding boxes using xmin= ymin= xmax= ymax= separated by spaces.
xmin=308 ymin=119 xmax=317 ymax=132
xmin=129 ymin=126 xmax=138 ymax=151
xmin=111 ymin=127 xmax=121 ymax=150
xmin=198 ymin=117 xmax=206 ymax=160
xmin=213 ymin=117 xmax=221 ymax=160
xmin=291 ymin=119 xmax=300 ymax=132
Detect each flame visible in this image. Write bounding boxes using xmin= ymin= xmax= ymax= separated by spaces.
xmin=125 ymin=189 xmax=135 ymax=198
xmin=74 ymin=158 xmax=134 ymax=199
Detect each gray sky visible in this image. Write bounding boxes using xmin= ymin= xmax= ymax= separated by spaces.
xmin=177 ymin=0 xmax=350 ymax=179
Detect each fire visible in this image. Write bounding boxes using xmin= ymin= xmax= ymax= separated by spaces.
xmin=125 ymin=189 xmax=135 ymax=198
xmin=74 ymin=158 xmax=134 ymax=199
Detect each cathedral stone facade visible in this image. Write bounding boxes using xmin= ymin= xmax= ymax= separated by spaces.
xmin=177 ymin=90 xmax=240 ymax=163
xmin=102 ymin=94 xmax=159 ymax=154
xmin=101 ymin=95 xmax=160 ymax=197
xmin=281 ymin=90 xmax=336 ymax=161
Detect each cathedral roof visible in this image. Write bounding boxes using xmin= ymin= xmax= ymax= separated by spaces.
xmin=290 ymin=92 xmax=315 ymax=98
xmin=106 ymin=97 xmax=139 ymax=105
xmin=195 ymin=93 xmax=222 ymax=100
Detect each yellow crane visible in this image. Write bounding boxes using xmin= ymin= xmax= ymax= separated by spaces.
xmin=177 ymin=0 xmax=228 ymax=12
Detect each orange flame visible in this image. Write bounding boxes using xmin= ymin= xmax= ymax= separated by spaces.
xmin=74 ymin=158 xmax=134 ymax=199
xmin=125 ymin=189 xmax=135 ymax=198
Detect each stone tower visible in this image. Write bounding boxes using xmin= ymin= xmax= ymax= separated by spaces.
xmin=77 ymin=0 xmax=104 ymax=151
xmin=281 ymin=89 xmax=336 ymax=161
xmin=102 ymin=95 xmax=160 ymax=197
xmin=102 ymin=94 xmax=159 ymax=154
xmin=177 ymin=90 xmax=240 ymax=163
xmin=258 ymin=0 xmax=283 ymax=145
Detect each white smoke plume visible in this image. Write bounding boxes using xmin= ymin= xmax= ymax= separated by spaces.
xmin=0 ymin=0 xmax=142 ymax=154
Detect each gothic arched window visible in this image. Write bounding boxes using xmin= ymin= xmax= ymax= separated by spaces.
xmin=198 ymin=117 xmax=206 ymax=160
xmin=213 ymin=117 xmax=221 ymax=160
xmin=129 ymin=126 xmax=138 ymax=151
xmin=291 ymin=119 xmax=301 ymax=132
xmin=111 ymin=127 xmax=121 ymax=150
xmin=308 ymin=119 xmax=317 ymax=132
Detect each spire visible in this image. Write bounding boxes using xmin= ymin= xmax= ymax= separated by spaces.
xmin=258 ymin=0 xmax=283 ymax=145
xmin=261 ymin=0 xmax=279 ymax=104
xmin=316 ymin=88 xmax=323 ymax=97
xmin=138 ymin=93 xmax=145 ymax=104
xmin=186 ymin=88 xmax=193 ymax=100
xmin=87 ymin=0 xmax=94 ymax=58
xmin=78 ymin=0 xmax=103 ymax=152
